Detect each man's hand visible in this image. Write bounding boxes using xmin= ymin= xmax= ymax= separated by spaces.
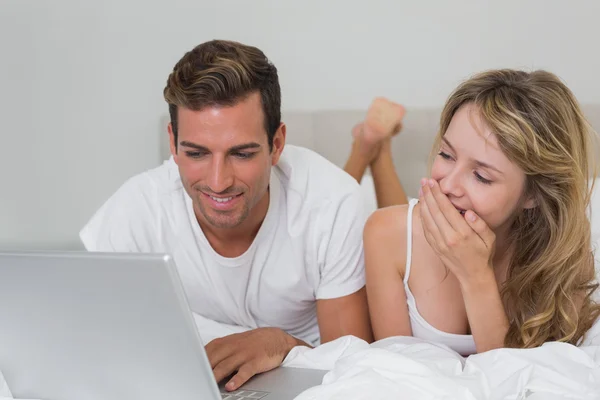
xmin=205 ymin=327 xmax=307 ymax=392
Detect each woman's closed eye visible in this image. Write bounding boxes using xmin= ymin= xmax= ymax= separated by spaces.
xmin=474 ymin=171 xmax=492 ymax=185
xmin=438 ymin=151 xmax=453 ymax=160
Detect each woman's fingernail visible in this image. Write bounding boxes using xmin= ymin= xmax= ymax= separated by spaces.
xmin=428 ymin=179 xmax=435 ymax=188
xmin=226 ymin=381 xmax=235 ymax=390
xmin=467 ymin=211 xmax=477 ymax=222
xmin=421 ymin=178 xmax=427 ymax=187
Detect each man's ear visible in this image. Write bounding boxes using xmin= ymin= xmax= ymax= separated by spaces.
xmin=270 ymin=123 xmax=286 ymax=166
xmin=168 ymin=123 xmax=178 ymax=160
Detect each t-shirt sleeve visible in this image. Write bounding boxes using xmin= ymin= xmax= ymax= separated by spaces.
xmin=79 ymin=174 xmax=161 ymax=253
xmin=314 ymin=186 xmax=368 ymax=299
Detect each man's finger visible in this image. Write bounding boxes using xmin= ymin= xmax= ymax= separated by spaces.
xmin=225 ymin=360 xmax=264 ymax=392
xmin=205 ymin=337 xmax=235 ymax=368
xmin=213 ymin=353 xmax=246 ymax=385
xmin=464 ymin=210 xmax=495 ymax=249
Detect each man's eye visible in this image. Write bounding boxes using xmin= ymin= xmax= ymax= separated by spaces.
xmin=185 ymin=151 xmax=206 ymax=159
xmin=233 ymin=152 xmax=255 ymax=159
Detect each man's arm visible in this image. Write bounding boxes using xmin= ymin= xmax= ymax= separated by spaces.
xmin=316 ymin=286 xmax=373 ymax=343
xmin=311 ymin=177 xmax=375 ymax=344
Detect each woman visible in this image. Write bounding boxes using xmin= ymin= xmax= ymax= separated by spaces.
xmin=363 ymin=69 xmax=600 ymax=355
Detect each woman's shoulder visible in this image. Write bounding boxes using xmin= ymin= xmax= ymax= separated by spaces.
xmin=363 ymin=203 xmax=414 ymax=266
xmin=365 ymin=204 xmax=409 ymax=236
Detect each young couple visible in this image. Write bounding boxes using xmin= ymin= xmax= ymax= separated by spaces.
xmin=80 ymin=40 xmax=600 ymax=391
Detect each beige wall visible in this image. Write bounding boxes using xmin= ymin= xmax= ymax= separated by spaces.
xmin=2 ymin=0 xmax=600 ymax=249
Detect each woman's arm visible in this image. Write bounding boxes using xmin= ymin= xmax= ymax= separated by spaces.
xmin=364 ymin=206 xmax=412 ymax=340
xmin=460 ymin=271 xmax=509 ymax=352
xmin=419 ymin=178 xmax=509 ymax=352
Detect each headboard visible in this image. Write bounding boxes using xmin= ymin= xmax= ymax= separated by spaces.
xmin=160 ymin=105 xmax=600 ymax=198
xmin=280 ymin=105 xmax=600 ymax=199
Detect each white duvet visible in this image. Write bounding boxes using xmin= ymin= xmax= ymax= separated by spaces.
xmin=282 ymin=333 xmax=600 ymax=400
xmin=191 ymin=312 xmax=600 ymax=399
xmin=197 ymin=314 xmax=600 ymax=399
xmin=2 ymin=314 xmax=600 ymax=400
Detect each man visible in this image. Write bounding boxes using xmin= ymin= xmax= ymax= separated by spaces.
xmin=80 ymin=40 xmax=373 ymax=391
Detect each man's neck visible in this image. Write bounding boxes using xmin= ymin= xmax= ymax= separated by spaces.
xmin=196 ymin=190 xmax=270 ymax=258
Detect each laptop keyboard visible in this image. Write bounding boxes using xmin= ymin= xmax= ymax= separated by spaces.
xmin=220 ymin=389 xmax=269 ymax=399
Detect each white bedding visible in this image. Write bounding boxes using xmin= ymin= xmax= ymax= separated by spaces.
xmin=196 ymin=313 xmax=600 ymax=399
xmin=2 ymin=314 xmax=600 ymax=399
xmin=283 ymin=334 xmax=600 ymax=400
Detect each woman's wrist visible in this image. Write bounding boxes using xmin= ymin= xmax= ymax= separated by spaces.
xmin=459 ymin=265 xmax=497 ymax=296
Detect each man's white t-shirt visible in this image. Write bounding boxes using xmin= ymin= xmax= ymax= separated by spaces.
xmin=80 ymin=145 xmax=368 ymax=346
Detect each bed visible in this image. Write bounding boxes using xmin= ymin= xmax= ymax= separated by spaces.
xmin=3 ymin=105 xmax=600 ymax=399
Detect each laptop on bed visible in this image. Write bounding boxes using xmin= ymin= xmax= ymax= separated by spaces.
xmin=0 ymin=251 xmax=325 ymax=400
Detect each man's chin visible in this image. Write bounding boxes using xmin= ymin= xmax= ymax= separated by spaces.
xmin=207 ymin=220 xmax=242 ymax=229
xmin=202 ymin=212 xmax=245 ymax=230
xmin=194 ymin=200 xmax=248 ymax=229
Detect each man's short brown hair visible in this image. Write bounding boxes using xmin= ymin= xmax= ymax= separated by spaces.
xmin=163 ymin=40 xmax=281 ymax=151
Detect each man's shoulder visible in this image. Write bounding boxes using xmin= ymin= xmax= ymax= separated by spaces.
xmin=276 ymin=145 xmax=361 ymax=202
xmin=140 ymin=157 xmax=183 ymax=193
xmin=116 ymin=157 xmax=183 ymax=198
xmin=79 ymin=158 xmax=185 ymax=251
xmin=87 ymin=157 xmax=184 ymax=224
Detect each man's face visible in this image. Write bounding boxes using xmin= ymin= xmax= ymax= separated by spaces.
xmin=169 ymin=92 xmax=285 ymax=230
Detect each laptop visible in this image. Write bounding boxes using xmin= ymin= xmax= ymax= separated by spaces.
xmin=0 ymin=251 xmax=326 ymax=400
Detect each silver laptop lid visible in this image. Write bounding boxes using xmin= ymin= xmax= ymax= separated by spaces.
xmin=0 ymin=251 xmax=221 ymax=400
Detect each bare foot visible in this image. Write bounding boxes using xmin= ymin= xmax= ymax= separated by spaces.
xmin=352 ymin=122 xmax=383 ymax=163
xmin=363 ymin=97 xmax=405 ymax=146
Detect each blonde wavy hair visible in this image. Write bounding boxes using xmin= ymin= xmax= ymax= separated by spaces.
xmin=431 ymin=69 xmax=600 ymax=348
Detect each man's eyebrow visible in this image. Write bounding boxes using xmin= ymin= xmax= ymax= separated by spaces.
xmin=229 ymin=142 xmax=261 ymax=152
xmin=442 ymin=137 xmax=503 ymax=175
xmin=180 ymin=141 xmax=208 ymax=151
xmin=179 ymin=141 xmax=262 ymax=153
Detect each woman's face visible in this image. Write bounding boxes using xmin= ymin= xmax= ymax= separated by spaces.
xmin=430 ymin=103 xmax=534 ymax=235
